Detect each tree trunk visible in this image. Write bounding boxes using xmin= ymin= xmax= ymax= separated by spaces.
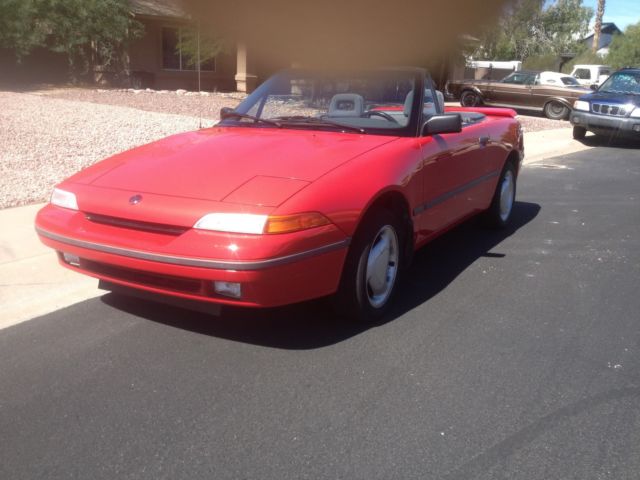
xmin=592 ymin=0 xmax=606 ymax=54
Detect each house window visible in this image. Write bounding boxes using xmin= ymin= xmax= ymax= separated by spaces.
xmin=161 ymin=27 xmax=215 ymax=72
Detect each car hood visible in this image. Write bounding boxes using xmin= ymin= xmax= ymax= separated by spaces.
xmin=70 ymin=126 xmax=397 ymax=206
xmin=580 ymin=91 xmax=640 ymax=107
xmin=559 ymin=86 xmax=592 ymax=93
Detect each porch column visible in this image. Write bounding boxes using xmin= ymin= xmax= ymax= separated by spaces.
xmin=235 ymin=42 xmax=258 ymax=93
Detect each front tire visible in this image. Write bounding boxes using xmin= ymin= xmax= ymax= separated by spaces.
xmin=573 ymin=126 xmax=587 ymax=140
xmin=333 ymin=209 xmax=403 ymax=322
xmin=544 ymin=101 xmax=569 ymax=120
xmin=484 ymin=162 xmax=517 ymax=228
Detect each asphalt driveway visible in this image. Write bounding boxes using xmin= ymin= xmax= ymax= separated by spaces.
xmin=1 ymin=145 xmax=639 ymax=479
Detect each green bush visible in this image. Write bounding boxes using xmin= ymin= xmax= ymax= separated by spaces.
xmin=607 ymin=22 xmax=640 ymax=69
xmin=562 ymin=50 xmax=605 ymax=73
xmin=0 ymin=0 xmax=142 ymax=79
xmin=523 ymin=54 xmax=560 ymax=71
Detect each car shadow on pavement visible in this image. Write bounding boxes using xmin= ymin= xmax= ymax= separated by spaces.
xmin=101 ymin=201 xmax=540 ymax=350
xmin=388 ymin=201 xmax=540 ymax=320
xmin=578 ymin=134 xmax=640 ymax=149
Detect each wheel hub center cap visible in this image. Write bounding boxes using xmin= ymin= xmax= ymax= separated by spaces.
xmin=369 ymin=249 xmax=390 ymax=293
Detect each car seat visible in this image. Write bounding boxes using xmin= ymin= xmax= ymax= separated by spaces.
xmin=404 ymin=89 xmax=445 ymax=117
xmin=327 ymin=93 xmax=365 ymax=117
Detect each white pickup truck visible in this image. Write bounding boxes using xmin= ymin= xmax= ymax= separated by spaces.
xmin=570 ymin=65 xmax=611 ymax=87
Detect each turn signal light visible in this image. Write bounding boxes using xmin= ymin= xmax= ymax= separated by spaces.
xmin=264 ymin=212 xmax=331 ymax=234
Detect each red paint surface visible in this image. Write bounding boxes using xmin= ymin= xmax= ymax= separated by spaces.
xmin=36 ymin=108 xmax=523 ymax=308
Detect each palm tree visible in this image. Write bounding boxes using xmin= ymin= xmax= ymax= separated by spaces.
xmin=592 ymin=0 xmax=606 ymax=54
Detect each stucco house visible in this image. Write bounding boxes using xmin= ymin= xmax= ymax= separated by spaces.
xmin=127 ymin=0 xmax=274 ymax=92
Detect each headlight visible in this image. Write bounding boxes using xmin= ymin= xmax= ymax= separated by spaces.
xmin=193 ymin=213 xmax=268 ymax=234
xmin=573 ymin=100 xmax=590 ymax=112
xmin=50 ymin=188 xmax=79 ymax=210
xmin=630 ymin=107 xmax=640 ymax=118
xmin=193 ymin=212 xmax=331 ymax=234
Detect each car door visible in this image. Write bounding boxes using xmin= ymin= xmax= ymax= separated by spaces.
xmin=413 ymin=120 xmax=491 ymax=241
xmin=488 ymin=72 xmax=534 ymax=107
xmin=530 ymin=75 xmax=557 ymax=108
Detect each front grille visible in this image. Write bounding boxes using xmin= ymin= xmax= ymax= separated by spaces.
xmin=82 ymin=259 xmax=205 ymax=295
xmin=86 ymin=213 xmax=188 ymax=236
xmin=592 ymin=103 xmax=629 ymax=117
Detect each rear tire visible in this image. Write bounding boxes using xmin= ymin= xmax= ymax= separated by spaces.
xmin=460 ymin=90 xmax=482 ymax=107
xmin=484 ymin=162 xmax=517 ymax=228
xmin=333 ymin=209 xmax=404 ymax=322
xmin=573 ymin=126 xmax=587 ymax=140
xmin=544 ymin=101 xmax=569 ymax=120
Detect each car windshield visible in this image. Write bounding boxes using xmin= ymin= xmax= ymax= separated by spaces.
xmin=561 ymin=76 xmax=580 ymax=86
xmin=599 ymin=71 xmax=640 ymax=95
xmin=221 ymin=69 xmax=424 ymax=136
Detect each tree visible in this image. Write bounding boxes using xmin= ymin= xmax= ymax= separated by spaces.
xmin=0 ymin=0 xmax=47 ymax=59
xmin=474 ymin=0 xmax=592 ymax=61
xmin=543 ymin=0 xmax=593 ymax=55
xmin=176 ymin=24 xmax=225 ymax=71
xmin=0 ymin=0 xmax=142 ymax=79
xmin=606 ymin=22 xmax=640 ymax=68
xmin=592 ymin=0 xmax=606 ymax=53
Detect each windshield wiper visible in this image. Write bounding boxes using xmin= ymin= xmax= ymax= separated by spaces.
xmin=275 ymin=116 xmax=366 ymax=133
xmin=220 ymin=111 xmax=282 ymax=127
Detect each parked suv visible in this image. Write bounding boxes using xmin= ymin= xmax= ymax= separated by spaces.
xmin=570 ymin=68 xmax=640 ymax=140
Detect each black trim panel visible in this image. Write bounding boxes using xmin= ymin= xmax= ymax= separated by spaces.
xmin=36 ymin=227 xmax=351 ymax=271
xmin=413 ymin=169 xmax=500 ymax=215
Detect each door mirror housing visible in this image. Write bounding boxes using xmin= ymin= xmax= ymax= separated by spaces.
xmin=220 ymin=107 xmax=235 ymax=119
xmin=422 ymin=114 xmax=462 ymax=136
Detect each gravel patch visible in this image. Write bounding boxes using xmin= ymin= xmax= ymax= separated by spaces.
xmin=515 ymin=114 xmax=567 ymax=133
xmin=40 ymin=88 xmax=568 ymax=133
xmin=1 ymin=88 xmax=569 ymax=209
xmin=0 ymin=91 xmax=218 ymax=208
xmin=35 ymin=87 xmax=245 ymax=121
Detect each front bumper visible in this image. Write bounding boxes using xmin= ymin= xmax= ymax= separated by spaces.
xmin=570 ymin=111 xmax=640 ymax=137
xmin=36 ymin=204 xmax=350 ymax=308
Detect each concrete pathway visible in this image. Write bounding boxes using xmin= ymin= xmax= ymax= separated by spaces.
xmin=0 ymin=204 xmax=100 ymax=330
xmin=0 ymin=127 xmax=589 ymax=329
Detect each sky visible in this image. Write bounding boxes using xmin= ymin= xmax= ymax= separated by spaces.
xmin=582 ymin=0 xmax=640 ymax=31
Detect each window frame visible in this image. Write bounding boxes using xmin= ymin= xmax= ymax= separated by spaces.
xmin=161 ymin=26 xmax=216 ymax=73
xmin=573 ymin=69 xmax=591 ymax=80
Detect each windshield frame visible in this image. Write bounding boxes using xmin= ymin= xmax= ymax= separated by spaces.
xmin=219 ymin=67 xmax=429 ymax=137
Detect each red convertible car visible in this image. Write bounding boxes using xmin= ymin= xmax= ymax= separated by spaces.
xmin=36 ymin=68 xmax=524 ymax=321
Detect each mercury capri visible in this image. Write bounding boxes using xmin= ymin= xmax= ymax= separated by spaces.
xmin=36 ymin=68 xmax=524 ymax=321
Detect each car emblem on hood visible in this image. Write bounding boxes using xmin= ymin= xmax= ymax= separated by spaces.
xmin=129 ymin=194 xmax=143 ymax=205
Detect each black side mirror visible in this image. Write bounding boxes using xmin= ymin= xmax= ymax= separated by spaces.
xmin=590 ymin=84 xmax=598 ymax=91
xmin=422 ymin=114 xmax=462 ymax=136
xmin=220 ymin=107 xmax=234 ymax=119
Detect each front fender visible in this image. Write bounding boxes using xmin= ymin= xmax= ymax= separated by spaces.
xmin=272 ymin=137 xmax=422 ymax=237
